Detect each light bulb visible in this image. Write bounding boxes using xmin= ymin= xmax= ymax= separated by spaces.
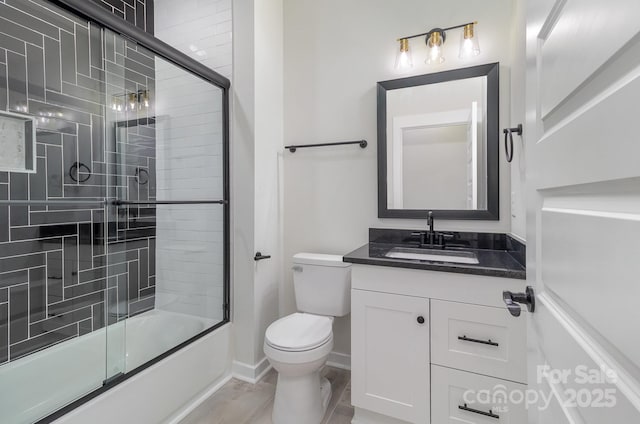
xmin=142 ymin=91 xmax=150 ymax=108
xmin=429 ymin=45 xmax=442 ymax=63
xmin=128 ymin=93 xmax=137 ymax=111
xmin=394 ymin=38 xmax=413 ymax=71
xmin=459 ymin=23 xmax=480 ymax=59
xmin=426 ymin=31 xmax=445 ymax=65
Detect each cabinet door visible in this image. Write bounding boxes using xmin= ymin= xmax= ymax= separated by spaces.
xmin=351 ymin=289 xmax=430 ymax=423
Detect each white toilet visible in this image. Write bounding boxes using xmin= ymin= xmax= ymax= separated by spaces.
xmin=264 ymin=253 xmax=351 ymax=424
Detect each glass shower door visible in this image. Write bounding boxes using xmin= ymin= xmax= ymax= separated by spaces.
xmin=103 ymin=30 xmax=227 ymax=376
xmin=0 ymin=2 xmax=228 ymax=420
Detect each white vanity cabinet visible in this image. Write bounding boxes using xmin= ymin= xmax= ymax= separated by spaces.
xmin=351 ymin=290 xmax=430 ymax=423
xmin=350 ymin=264 xmax=528 ymax=424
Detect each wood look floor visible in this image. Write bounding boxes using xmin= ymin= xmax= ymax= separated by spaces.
xmin=179 ymin=367 xmax=354 ymax=424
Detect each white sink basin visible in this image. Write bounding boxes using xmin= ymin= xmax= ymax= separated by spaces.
xmin=384 ymin=247 xmax=479 ymax=265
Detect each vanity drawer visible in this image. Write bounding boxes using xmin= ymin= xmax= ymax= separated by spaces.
xmin=431 ymin=365 xmax=527 ymax=424
xmin=431 ymin=299 xmax=526 ymax=383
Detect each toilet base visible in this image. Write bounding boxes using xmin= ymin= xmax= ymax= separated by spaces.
xmin=272 ymin=372 xmax=332 ymax=424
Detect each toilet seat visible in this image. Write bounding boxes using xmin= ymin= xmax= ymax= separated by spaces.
xmin=265 ymin=313 xmax=333 ymax=352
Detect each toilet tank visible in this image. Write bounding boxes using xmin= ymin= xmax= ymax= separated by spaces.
xmin=292 ymin=253 xmax=352 ymax=317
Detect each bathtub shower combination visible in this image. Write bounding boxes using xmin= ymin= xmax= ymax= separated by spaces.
xmin=0 ymin=1 xmax=230 ymax=423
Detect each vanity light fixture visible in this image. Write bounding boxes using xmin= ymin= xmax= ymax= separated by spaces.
xmin=110 ymin=90 xmax=151 ymax=111
xmin=395 ymin=21 xmax=480 ymax=68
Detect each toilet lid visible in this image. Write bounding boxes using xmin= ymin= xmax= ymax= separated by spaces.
xmin=265 ymin=313 xmax=333 ymax=351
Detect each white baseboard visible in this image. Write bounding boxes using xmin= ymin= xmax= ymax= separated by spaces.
xmin=232 ymin=356 xmax=272 ymax=384
xmin=326 ymin=351 xmax=351 ymax=370
xmin=232 ymin=352 xmax=349 ymax=386
xmin=165 ymin=373 xmax=233 ymax=424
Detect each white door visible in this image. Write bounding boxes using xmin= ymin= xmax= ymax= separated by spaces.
xmin=351 ymin=289 xmax=430 ymax=423
xmin=525 ymin=0 xmax=640 ymax=422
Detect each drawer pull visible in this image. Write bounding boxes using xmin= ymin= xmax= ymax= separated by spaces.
xmin=458 ymin=335 xmax=499 ymax=347
xmin=458 ymin=403 xmax=500 ymax=419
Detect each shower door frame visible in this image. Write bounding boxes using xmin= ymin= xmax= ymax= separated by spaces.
xmin=36 ymin=1 xmax=231 ymax=423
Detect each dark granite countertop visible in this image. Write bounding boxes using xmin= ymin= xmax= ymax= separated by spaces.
xmin=343 ymin=229 xmax=526 ymax=280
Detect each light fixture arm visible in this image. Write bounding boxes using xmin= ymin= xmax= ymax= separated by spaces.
xmin=397 ymin=21 xmax=477 ymax=42
xmin=425 ymin=27 xmax=446 ymax=45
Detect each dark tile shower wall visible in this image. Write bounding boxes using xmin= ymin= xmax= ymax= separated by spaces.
xmin=0 ymin=0 xmax=156 ymax=365
xmin=90 ymin=0 xmax=154 ymax=34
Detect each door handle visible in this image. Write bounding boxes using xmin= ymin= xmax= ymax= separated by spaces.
xmin=503 ymin=286 xmax=535 ymax=317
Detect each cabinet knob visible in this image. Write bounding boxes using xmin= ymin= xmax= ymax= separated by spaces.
xmin=417 ymin=316 xmax=425 ymax=324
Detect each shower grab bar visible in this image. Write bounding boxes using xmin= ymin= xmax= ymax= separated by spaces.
xmin=285 ymin=140 xmax=368 ymax=153
xmin=109 ymin=200 xmax=228 ymax=206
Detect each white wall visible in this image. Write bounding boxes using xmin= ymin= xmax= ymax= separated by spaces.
xmin=252 ymin=0 xmax=283 ymax=369
xmin=153 ymin=0 xmax=232 ymax=320
xmin=231 ymin=0 xmax=257 ymax=368
xmin=509 ymin=0 xmax=527 ymax=240
xmin=232 ymin=0 xmax=283 ymax=373
xmin=402 ymin=128 xmax=469 ymax=210
xmin=282 ymin=0 xmax=516 ymax=355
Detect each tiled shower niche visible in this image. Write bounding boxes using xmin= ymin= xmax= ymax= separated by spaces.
xmin=0 ymin=0 xmax=156 ymax=364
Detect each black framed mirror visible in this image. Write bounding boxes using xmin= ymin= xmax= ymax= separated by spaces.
xmin=377 ymin=62 xmax=499 ymax=220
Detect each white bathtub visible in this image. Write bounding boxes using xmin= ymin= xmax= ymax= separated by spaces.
xmin=116 ymin=309 xmax=216 ymax=373
xmin=0 ymin=309 xmax=223 ymax=424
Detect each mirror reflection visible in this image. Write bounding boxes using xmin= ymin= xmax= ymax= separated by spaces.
xmin=386 ymin=76 xmax=486 ymax=210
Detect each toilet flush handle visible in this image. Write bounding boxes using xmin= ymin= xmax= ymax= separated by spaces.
xmin=292 ymin=265 xmax=303 ymax=272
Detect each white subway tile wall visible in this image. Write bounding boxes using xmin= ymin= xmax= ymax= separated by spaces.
xmin=153 ymin=0 xmax=231 ymax=320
